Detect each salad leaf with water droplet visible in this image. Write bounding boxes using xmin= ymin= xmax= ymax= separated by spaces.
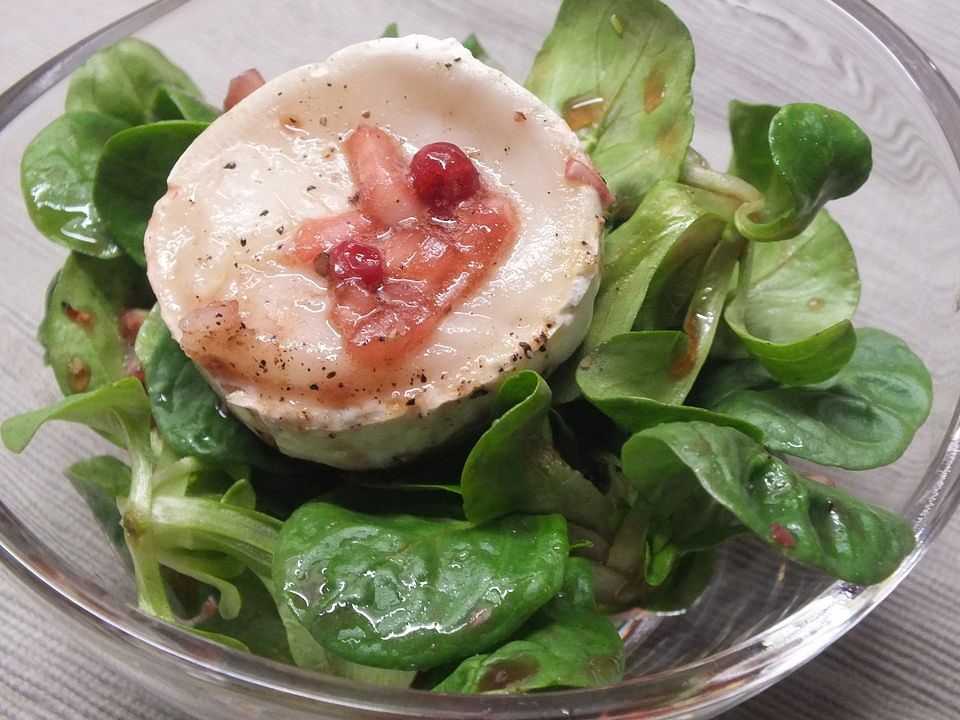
xmin=434 ymin=559 xmax=623 ymax=692
xmin=587 ymin=182 xmax=736 ymax=353
xmin=552 ymin=181 xmax=735 ymax=402
xmin=21 ymin=112 xmax=130 ymax=258
xmin=576 ymin=225 xmax=750 ymax=433
xmin=274 ymin=502 xmax=569 ymax=670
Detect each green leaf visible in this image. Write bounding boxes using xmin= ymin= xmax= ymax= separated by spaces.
xmin=149 ymin=495 xmax=281 ymax=578
xmin=276 ymin=600 xmax=334 ymax=671
xmin=725 ymin=101 xmax=867 ymax=384
xmin=633 ymin=224 xmax=717 ymax=332
xmin=277 ymin=601 xmax=417 ymax=686
xmin=732 ymin=214 xmax=861 ymax=340
xmin=157 ymin=550 xmax=244 ymax=619
xmin=221 ymin=478 xmax=257 ymax=511
xmin=0 ymin=377 xmax=165 ymax=616
xmin=729 ymin=101 xmax=872 ymax=242
xmin=148 ymin=85 xmax=219 ymax=122
xmin=66 ymin=38 xmax=202 ymax=126
xmin=320 ymin=483 xmax=465 ymax=521
xmin=552 ymin=181 xmax=735 ymax=402
xmin=728 ymin=103 xmax=780 ymax=188
xmin=39 ymin=253 xmax=153 ymax=396
xmin=136 ymin=307 xmax=293 ymax=469
xmin=94 ymin=120 xmax=209 ymax=265
xmin=171 ymin=622 xmax=250 ymax=653
xmin=65 ymin=456 xmax=132 ymax=568
xmin=576 ymin=331 xmax=762 ymax=440
xmin=588 ymin=477 xmax=732 ymax=610
xmin=526 ymin=0 xmax=695 ymax=216
xmin=462 ymin=371 xmax=618 ymax=537
xmin=638 ymin=549 xmax=717 ymax=612
xmin=643 ymin=543 xmax=677 ymax=586
xmin=587 ymin=182 xmax=736 ymax=352
xmin=621 ymin=422 xmax=916 ymax=585
xmin=434 ymin=560 xmax=623 ymax=693
xmin=329 ymin=659 xmax=417 ymax=688
xmin=21 ymin=112 xmax=130 ymax=257
xmin=274 ymin=502 xmax=569 ymax=670
xmin=725 ymin=211 xmax=860 ymax=385
xmin=695 ymin=327 xmax=933 ymax=470
xmin=577 ymin=227 xmax=750 ymax=434
xmin=67 ymin=454 xmax=132 ymax=497
xmin=380 ymin=22 xmax=399 ymax=38
xmin=1 ymin=377 xmax=150 ymax=454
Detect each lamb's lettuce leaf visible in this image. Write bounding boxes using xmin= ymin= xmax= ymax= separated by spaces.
xmin=527 ymin=0 xmax=695 ymax=216
xmin=622 ymin=422 xmax=916 ymax=584
xmin=724 ymin=211 xmax=860 ymax=384
xmin=434 ymin=560 xmax=623 ymax=692
xmin=694 ymin=328 xmax=933 ymax=470
xmin=66 ymin=38 xmax=203 ymax=126
xmin=730 ymin=101 xmax=872 ymax=243
xmin=275 ymin=502 xmax=568 ymax=670
xmin=21 ymin=112 xmax=129 ymax=257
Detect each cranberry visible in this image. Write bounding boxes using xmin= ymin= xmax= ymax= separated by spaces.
xmin=327 ymin=241 xmax=384 ymax=290
xmin=410 ymin=142 xmax=481 ymax=210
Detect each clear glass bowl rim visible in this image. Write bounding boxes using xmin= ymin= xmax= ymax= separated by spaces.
xmin=2 ymin=0 xmax=960 ymax=717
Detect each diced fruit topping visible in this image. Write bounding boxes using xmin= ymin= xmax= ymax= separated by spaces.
xmin=410 ymin=142 xmax=482 ymax=211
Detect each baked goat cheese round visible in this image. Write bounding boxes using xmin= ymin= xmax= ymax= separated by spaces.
xmin=145 ymin=35 xmax=604 ymax=469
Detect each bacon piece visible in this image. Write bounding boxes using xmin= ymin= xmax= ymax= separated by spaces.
xmin=223 ymin=69 xmax=266 ymax=112
xmin=119 ymin=308 xmax=148 ymax=344
xmin=565 ymin=156 xmax=615 ymax=208
xmin=290 ymin=212 xmax=371 ymax=264
xmin=344 ymin=125 xmax=422 ymax=225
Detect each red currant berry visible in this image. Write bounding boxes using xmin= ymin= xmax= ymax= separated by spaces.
xmin=327 ymin=241 xmax=384 ymax=290
xmin=409 ymin=142 xmax=481 ymax=210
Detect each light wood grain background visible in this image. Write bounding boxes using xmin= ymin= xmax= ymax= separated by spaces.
xmin=0 ymin=1 xmax=958 ymax=718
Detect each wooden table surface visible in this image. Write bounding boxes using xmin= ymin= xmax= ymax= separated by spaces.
xmin=0 ymin=1 xmax=958 ymax=718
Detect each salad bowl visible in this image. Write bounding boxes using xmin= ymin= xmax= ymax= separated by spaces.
xmin=1 ymin=0 xmax=960 ymax=718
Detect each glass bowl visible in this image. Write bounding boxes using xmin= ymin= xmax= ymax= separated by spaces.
xmin=2 ymin=0 xmax=959 ymax=718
